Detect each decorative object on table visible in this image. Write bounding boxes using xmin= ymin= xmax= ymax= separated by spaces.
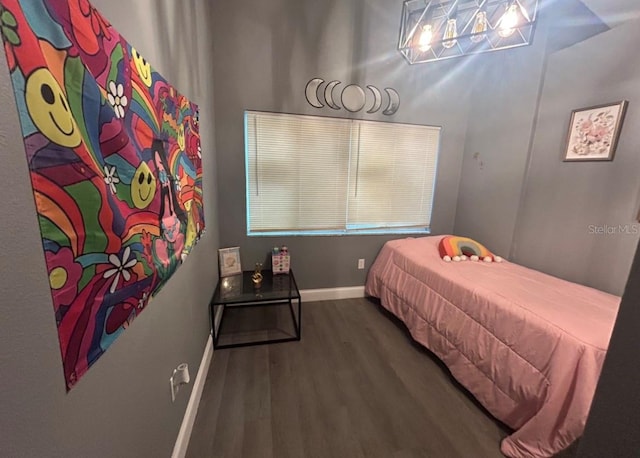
xmin=398 ymin=0 xmax=539 ymax=65
xmin=564 ymin=101 xmax=628 ymax=162
xmin=219 ymin=247 xmax=242 ymax=277
xmin=252 ymin=262 xmax=263 ymax=288
xmin=0 ymin=0 xmax=204 ymax=390
xmin=272 ymin=245 xmax=291 ymax=274
xmin=304 ymin=78 xmax=400 ymax=115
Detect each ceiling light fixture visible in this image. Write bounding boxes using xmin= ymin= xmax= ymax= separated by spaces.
xmin=398 ymin=0 xmax=538 ymax=64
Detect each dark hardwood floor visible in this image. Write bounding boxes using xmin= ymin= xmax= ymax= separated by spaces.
xmin=186 ymin=298 xmax=575 ymax=458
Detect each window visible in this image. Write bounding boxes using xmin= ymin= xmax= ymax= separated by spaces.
xmin=245 ymin=111 xmax=440 ymax=236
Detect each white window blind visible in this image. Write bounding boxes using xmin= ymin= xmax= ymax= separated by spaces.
xmin=246 ymin=112 xmax=351 ymax=232
xmin=245 ymin=111 xmax=440 ymax=235
xmin=347 ymin=120 xmax=440 ymax=230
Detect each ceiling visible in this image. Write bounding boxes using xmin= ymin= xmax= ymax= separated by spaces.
xmin=545 ymin=0 xmax=609 ymax=52
xmin=579 ymin=0 xmax=640 ymax=27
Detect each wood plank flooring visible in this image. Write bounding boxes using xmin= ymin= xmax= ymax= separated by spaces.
xmin=186 ymin=298 xmax=574 ymax=458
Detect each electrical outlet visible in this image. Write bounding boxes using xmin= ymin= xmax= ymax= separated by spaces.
xmin=358 ymin=258 xmax=365 ymax=270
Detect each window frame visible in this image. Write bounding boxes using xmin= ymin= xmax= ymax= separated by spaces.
xmin=244 ymin=110 xmax=442 ymax=237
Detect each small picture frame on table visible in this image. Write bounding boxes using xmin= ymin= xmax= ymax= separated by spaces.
xmin=219 ymin=247 xmax=242 ymax=277
xmin=564 ymin=100 xmax=628 ymax=162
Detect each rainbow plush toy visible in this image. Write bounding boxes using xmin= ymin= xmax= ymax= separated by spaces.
xmin=438 ymin=236 xmax=503 ymax=263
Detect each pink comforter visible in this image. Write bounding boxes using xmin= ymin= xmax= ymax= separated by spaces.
xmin=365 ymin=236 xmax=620 ymax=457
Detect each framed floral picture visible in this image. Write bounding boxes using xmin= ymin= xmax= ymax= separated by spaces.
xmin=218 ymin=247 xmax=242 ymax=277
xmin=564 ymin=101 xmax=628 ymax=161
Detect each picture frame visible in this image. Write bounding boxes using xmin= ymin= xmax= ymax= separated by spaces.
xmin=564 ymin=100 xmax=628 ymax=162
xmin=218 ymin=247 xmax=242 ymax=277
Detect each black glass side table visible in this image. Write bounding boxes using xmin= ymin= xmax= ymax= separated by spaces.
xmin=209 ymin=270 xmax=301 ymax=349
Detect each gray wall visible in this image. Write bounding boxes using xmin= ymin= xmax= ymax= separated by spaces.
xmin=454 ymin=26 xmax=549 ymax=258
xmin=212 ymin=0 xmax=639 ymax=293
xmin=455 ymin=4 xmax=639 ymax=295
xmin=211 ymin=0 xmax=479 ymax=289
xmin=512 ymin=18 xmax=640 ymax=295
xmin=0 ymin=1 xmax=219 ymax=457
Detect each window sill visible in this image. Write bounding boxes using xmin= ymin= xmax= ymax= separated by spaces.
xmin=247 ymin=228 xmax=431 ymax=237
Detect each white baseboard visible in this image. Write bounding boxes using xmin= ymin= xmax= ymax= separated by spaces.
xmin=300 ymin=286 xmax=365 ymax=303
xmin=172 ymin=334 xmax=213 ymax=458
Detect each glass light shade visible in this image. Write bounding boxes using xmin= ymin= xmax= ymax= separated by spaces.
xmin=498 ymin=4 xmax=519 ymax=38
xmin=419 ymin=24 xmax=433 ymax=51
xmin=470 ymin=11 xmax=487 ymax=43
xmin=442 ymin=18 xmax=458 ymax=49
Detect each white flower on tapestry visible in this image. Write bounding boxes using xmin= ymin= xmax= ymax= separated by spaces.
xmin=103 ymin=246 xmax=138 ymax=294
xmin=571 ymin=110 xmax=615 ymax=156
xmin=197 ymin=144 xmax=201 ymax=159
xmin=137 ymin=291 xmax=149 ymax=309
xmin=103 ymin=165 xmax=120 ymax=194
xmin=107 ymin=81 xmax=128 ymax=119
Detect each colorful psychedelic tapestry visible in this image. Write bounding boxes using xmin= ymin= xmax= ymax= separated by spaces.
xmin=0 ymin=0 xmax=204 ymax=390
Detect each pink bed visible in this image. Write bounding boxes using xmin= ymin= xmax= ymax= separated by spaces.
xmin=365 ymin=236 xmax=620 ymax=457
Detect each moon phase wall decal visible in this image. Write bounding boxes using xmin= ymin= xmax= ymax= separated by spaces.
xmin=324 ymin=80 xmax=341 ymax=110
xmin=304 ymin=78 xmax=400 ymax=115
xmin=382 ymin=88 xmax=400 ymax=116
xmin=305 ymin=78 xmax=325 ymax=108
xmin=366 ymin=85 xmax=382 ymax=114
xmin=341 ymin=84 xmax=366 ymax=112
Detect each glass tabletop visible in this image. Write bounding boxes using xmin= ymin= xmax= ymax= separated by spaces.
xmin=211 ymin=270 xmax=300 ymax=305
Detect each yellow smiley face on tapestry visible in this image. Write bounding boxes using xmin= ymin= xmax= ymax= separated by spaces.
xmin=26 ymin=68 xmax=82 ymax=148
xmin=131 ymin=47 xmax=152 ymax=87
xmin=131 ymin=161 xmax=157 ymax=209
